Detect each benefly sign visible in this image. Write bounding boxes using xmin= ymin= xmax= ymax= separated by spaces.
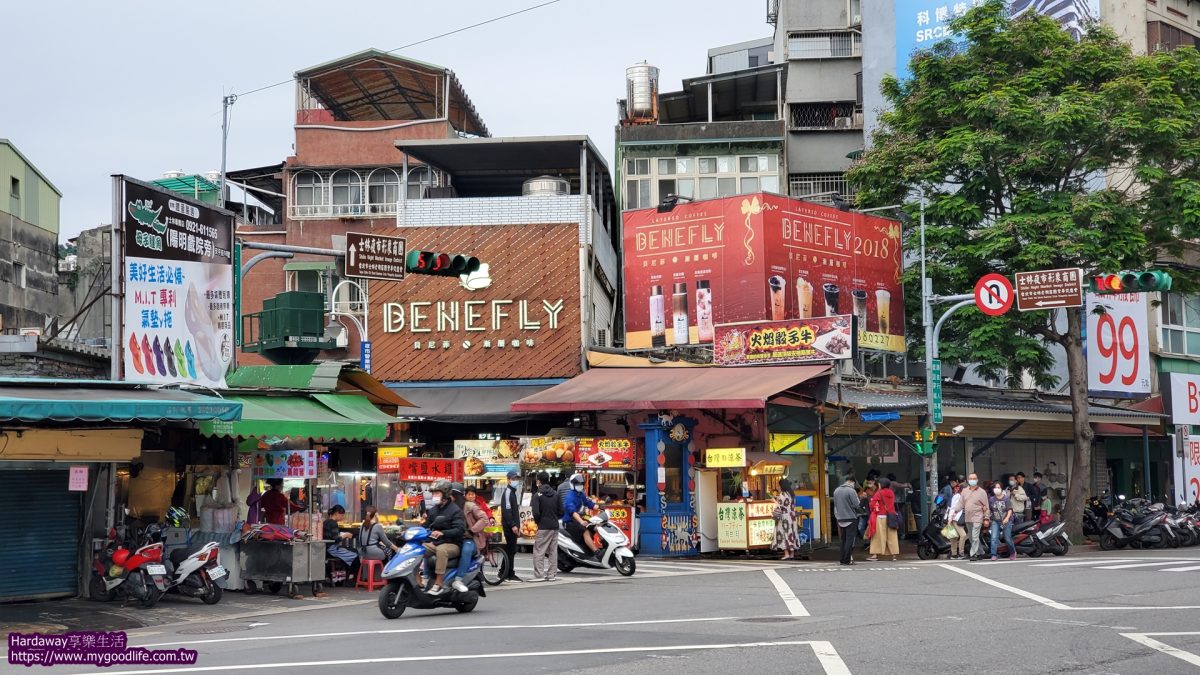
xmin=622 ymin=193 xmax=904 ymax=353
xmin=714 ymin=315 xmax=854 ymax=366
xmin=345 ymin=232 xmax=406 ymax=282
xmin=118 ymin=178 xmax=234 ymax=388
xmin=1015 ymin=268 xmax=1083 ymax=311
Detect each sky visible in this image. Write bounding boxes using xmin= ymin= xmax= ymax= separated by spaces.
xmin=1 ymin=0 xmax=770 ymax=241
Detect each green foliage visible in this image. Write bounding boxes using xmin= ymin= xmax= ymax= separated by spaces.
xmin=849 ymin=1 xmax=1200 ymax=385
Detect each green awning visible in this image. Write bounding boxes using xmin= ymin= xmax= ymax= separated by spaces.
xmin=0 ymin=385 xmax=241 ymax=423
xmin=311 ymin=393 xmax=402 ymax=425
xmin=198 ymin=394 xmax=390 ymax=442
xmin=226 ymin=363 xmax=343 ymax=390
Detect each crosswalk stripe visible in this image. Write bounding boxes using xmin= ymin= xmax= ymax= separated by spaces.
xmin=1161 ymin=565 xmax=1200 ymax=572
xmin=1029 ymin=559 xmax=1139 ymax=567
xmin=1093 ymin=561 xmax=1190 ymax=570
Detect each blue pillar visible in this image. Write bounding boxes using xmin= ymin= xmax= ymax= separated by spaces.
xmin=637 ymin=416 xmax=698 ymax=556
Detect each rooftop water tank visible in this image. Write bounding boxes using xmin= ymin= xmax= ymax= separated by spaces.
xmin=522 ymin=175 xmax=569 ymax=196
xmin=162 ymin=170 xmax=185 ymax=179
xmin=626 ymin=62 xmax=660 ymax=121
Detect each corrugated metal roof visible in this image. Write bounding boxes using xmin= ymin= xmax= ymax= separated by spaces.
xmin=830 ymin=386 xmax=1163 ymax=421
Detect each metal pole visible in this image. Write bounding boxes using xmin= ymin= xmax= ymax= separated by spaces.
xmin=240 ymin=251 xmax=294 ymax=282
xmin=1143 ymin=425 xmax=1152 ymax=499
xmin=110 ymin=177 xmax=122 ymax=381
xmin=921 ymin=195 xmax=932 ymax=529
xmin=220 ymin=94 xmax=237 ymax=210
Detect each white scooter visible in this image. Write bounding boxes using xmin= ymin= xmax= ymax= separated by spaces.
xmin=162 ymin=541 xmax=225 ymax=604
xmin=556 ymin=511 xmax=636 ymax=576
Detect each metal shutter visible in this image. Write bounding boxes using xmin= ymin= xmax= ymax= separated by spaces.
xmin=0 ymin=470 xmax=80 ymax=601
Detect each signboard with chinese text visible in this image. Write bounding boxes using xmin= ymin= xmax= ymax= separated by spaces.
xmin=117 ymin=177 xmax=234 ymax=388
xmin=622 ymin=193 xmax=904 ymax=353
xmin=68 ymin=466 xmax=88 ymax=492
xmin=345 ymin=232 xmax=406 ymax=282
xmin=705 ymin=447 xmax=747 ymax=468
xmin=1168 ymin=373 xmax=1200 ymax=426
xmin=747 ymin=500 xmax=776 ymax=519
xmin=769 ymin=433 xmax=813 ymax=455
xmin=518 ymin=437 xmax=577 ymax=467
xmin=748 ymin=517 xmax=775 ymax=547
xmin=1175 ymin=435 xmax=1200 ymax=503
xmin=576 ymin=438 xmax=634 ymax=469
xmin=1015 ymin=268 xmax=1083 ymax=312
xmin=606 ymin=505 xmax=634 ymax=545
xmin=716 ymin=502 xmax=748 ymax=548
xmin=1087 ymin=293 xmax=1151 ymax=398
xmin=376 ymin=446 xmax=409 ymax=473
xmin=714 ymin=315 xmax=854 ymax=366
xmin=252 ymin=450 xmax=318 ymax=480
xmin=397 ymin=458 xmax=463 ymax=483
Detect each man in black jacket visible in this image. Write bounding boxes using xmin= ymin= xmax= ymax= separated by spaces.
xmin=500 ymin=470 xmax=524 ymax=582
xmin=530 ymin=471 xmax=562 ymax=582
xmin=423 ymin=479 xmax=466 ymax=596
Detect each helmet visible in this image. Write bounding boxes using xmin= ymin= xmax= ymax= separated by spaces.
xmin=112 ymin=549 xmax=130 ymax=566
xmin=431 ymin=479 xmax=452 ymax=495
xmin=569 ymin=473 xmax=586 ymax=485
xmin=449 ymin=482 xmax=465 ymax=496
xmin=166 ymin=507 xmax=188 ymax=528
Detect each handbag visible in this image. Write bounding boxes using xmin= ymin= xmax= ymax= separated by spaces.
xmin=941 ymin=522 xmax=959 ymax=540
xmin=886 ymin=513 xmax=901 ymax=530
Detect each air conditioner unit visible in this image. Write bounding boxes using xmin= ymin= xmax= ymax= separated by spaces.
xmin=834 ymin=117 xmax=852 ymax=129
xmin=596 ymin=329 xmax=609 ymax=347
xmin=852 ymin=42 xmax=862 ymax=56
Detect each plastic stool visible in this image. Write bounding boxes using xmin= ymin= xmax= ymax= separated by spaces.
xmin=356 ymin=559 xmax=385 ymax=591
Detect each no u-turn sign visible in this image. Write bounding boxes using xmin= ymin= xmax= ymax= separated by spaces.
xmin=974 ymin=273 xmax=1014 ymax=316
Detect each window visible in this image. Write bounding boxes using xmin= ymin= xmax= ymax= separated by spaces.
xmin=1161 ymin=293 xmax=1200 ymax=356
xmin=625 ymin=179 xmax=651 ymax=209
xmin=789 ymin=172 xmax=855 ymax=204
xmin=787 ymin=31 xmax=862 ymax=59
xmin=657 ymin=158 xmax=676 ymax=176
xmin=740 ymin=156 xmax=760 ymax=173
xmin=293 ymin=171 xmax=323 ymax=211
xmin=658 ymin=179 xmax=677 ymax=200
xmin=717 ymin=177 xmax=736 ymax=197
xmin=331 ymin=170 xmax=363 ymax=214
xmin=406 ymin=166 xmax=434 ymax=199
xmin=367 ymin=168 xmax=400 ymax=212
xmin=9 ymin=177 xmax=18 ymax=198
xmin=676 ymin=178 xmax=696 ymax=199
xmin=741 ymin=177 xmax=760 ymax=193
xmin=699 ymin=157 xmax=718 ymax=174
xmin=761 ymin=175 xmax=780 ymax=193
xmin=625 ymin=158 xmax=650 ymax=176
xmin=676 ymin=157 xmax=694 ymax=174
xmin=717 ymin=156 xmax=736 ymax=173
xmin=663 ymin=441 xmax=684 ymax=503
xmin=12 ymin=262 xmax=25 ymax=289
xmin=698 ymin=177 xmax=718 ymax=199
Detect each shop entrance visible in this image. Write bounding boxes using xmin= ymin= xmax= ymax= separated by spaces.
xmin=0 ymin=470 xmax=81 ymax=601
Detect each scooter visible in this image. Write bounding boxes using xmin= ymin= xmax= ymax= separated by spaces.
xmin=89 ymin=526 xmax=169 ymax=608
xmin=378 ymin=526 xmax=484 ymax=619
xmin=978 ymin=518 xmax=1045 ymax=558
xmin=1035 ymin=520 xmax=1070 ymax=556
xmin=556 ymin=510 xmax=636 ymax=576
xmin=1098 ymin=508 xmax=1170 ymax=550
xmin=917 ymin=497 xmax=952 ymax=560
xmin=162 ymin=541 xmax=225 ymax=605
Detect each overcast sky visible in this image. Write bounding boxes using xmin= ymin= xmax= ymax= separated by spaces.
xmin=2 ymin=0 xmax=769 ymax=241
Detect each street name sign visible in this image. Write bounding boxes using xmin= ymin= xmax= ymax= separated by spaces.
xmin=931 ymin=358 xmax=943 ymax=424
xmin=974 ymin=273 xmax=1014 ymax=317
xmin=345 ymin=232 xmax=407 ymax=282
xmin=1014 ymin=268 xmax=1083 ymax=312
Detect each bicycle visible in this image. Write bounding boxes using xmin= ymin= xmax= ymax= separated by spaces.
xmin=480 ymin=529 xmax=509 ymax=585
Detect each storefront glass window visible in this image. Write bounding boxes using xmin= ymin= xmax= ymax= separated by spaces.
xmin=663 ymin=442 xmax=684 ymax=503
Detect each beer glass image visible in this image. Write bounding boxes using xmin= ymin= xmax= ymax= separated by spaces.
xmin=875 ymin=289 xmax=891 ymax=333
xmin=822 ymin=283 xmax=840 ymax=317
xmin=852 ymin=289 xmax=868 ymax=328
xmin=795 ymin=277 xmax=813 ymax=319
xmin=769 ymin=275 xmax=786 ymax=321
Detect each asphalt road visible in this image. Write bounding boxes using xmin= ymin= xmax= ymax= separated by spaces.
xmin=12 ymin=548 xmax=1200 ymax=674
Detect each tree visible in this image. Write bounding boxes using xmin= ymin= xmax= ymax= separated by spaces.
xmin=848 ymin=1 xmax=1200 ymax=541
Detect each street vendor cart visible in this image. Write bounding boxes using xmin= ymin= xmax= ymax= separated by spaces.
xmin=240 ymin=538 xmax=328 ymax=597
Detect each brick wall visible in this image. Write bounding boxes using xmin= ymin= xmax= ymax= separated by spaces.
xmin=293 ymin=119 xmax=453 ymax=167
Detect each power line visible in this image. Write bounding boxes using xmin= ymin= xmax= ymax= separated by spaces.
xmin=232 ymin=0 xmax=566 ymax=98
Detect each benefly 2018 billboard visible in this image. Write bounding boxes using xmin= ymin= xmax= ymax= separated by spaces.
xmin=622 ymin=193 xmax=904 ymax=352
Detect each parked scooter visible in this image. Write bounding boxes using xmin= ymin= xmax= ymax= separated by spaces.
xmin=978 ymin=518 xmax=1046 ymax=558
xmin=162 ymin=541 xmax=225 ymax=604
xmin=378 ymin=526 xmax=484 ymax=619
xmin=556 ymin=510 xmax=636 ymax=576
xmin=917 ymin=496 xmax=952 ymax=560
xmin=1098 ymin=507 xmax=1172 ymax=550
xmin=89 ymin=525 xmax=169 ymax=608
xmin=1035 ymin=520 xmax=1070 ymax=555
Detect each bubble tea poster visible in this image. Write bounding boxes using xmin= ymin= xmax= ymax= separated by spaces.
xmin=622 ymin=193 xmax=904 ymax=353
xmin=117 ymin=177 xmax=234 ymax=388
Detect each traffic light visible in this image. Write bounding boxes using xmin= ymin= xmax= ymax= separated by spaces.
xmin=1089 ymin=270 xmax=1173 ymax=294
xmin=912 ymin=428 xmax=937 ymax=456
xmin=405 ymin=250 xmax=481 ymax=276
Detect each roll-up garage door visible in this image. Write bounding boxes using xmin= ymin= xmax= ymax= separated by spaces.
xmin=0 ymin=470 xmax=81 ymax=601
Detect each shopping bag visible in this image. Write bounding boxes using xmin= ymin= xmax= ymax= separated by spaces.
xmin=941 ymin=522 xmax=959 ymax=540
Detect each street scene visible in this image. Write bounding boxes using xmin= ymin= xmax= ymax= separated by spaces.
xmin=3 ymin=0 xmax=1200 ymax=672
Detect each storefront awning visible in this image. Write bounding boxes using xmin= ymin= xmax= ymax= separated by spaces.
xmin=0 ymin=382 xmax=241 ymax=423
xmin=198 ymin=394 xmax=394 ymax=442
xmin=1093 ymin=395 xmax=1165 ymax=436
xmin=510 ymin=365 xmax=830 ymax=412
xmin=389 ymin=382 xmax=564 ymax=423
xmin=227 ymin=364 xmax=413 ymax=408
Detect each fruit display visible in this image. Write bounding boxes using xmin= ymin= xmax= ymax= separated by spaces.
xmin=519 ymin=520 xmax=538 ymax=538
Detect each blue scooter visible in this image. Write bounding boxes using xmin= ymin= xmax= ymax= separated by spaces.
xmin=377 ymin=526 xmax=485 ymax=619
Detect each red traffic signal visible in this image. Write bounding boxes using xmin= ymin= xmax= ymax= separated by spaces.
xmin=405 ymin=250 xmax=481 ymax=276
xmin=1089 ymin=270 xmax=1172 ymax=295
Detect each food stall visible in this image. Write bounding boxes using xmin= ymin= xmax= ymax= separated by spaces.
xmin=699 ymin=447 xmax=786 ymax=552
xmin=241 ymin=446 xmax=327 ymax=598
xmin=576 ymin=438 xmax=639 ymax=545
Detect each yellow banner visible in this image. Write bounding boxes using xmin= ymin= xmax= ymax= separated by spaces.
xmin=769 ymin=433 xmax=813 ymax=455
xmin=705 ymin=447 xmax=746 ymax=468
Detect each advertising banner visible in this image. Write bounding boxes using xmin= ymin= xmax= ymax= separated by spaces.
xmin=398 ymin=458 xmax=463 ymax=483
xmin=714 ymin=315 xmax=854 ymax=366
xmin=716 ymin=502 xmax=748 ymax=548
xmin=622 ymin=193 xmax=903 ymax=353
xmin=705 ymin=447 xmax=747 ymax=468
xmin=118 ymin=178 xmax=234 ymax=388
xmin=1176 ymin=436 xmax=1200 ymax=504
xmin=517 ymin=437 xmax=577 ymax=467
xmin=376 ymin=447 xmax=409 ymax=473
xmin=1086 ymin=293 xmax=1151 ymax=398
xmin=895 ymin=0 xmax=1100 ymax=80
xmin=606 ymin=504 xmax=634 ymax=545
xmin=1168 ymin=373 xmax=1200 ymax=426
xmin=576 ymin=438 xmax=634 ymax=469
xmin=253 ymin=450 xmax=318 ymax=480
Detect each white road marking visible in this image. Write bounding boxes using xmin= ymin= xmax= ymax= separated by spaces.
xmin=1093 ymin=561 xmax=1190 ymax=570
xmin=763 ymin=568 xmax=809 ymax=616
xmin=80 ymin=640 xmax=852 ymax=675
xmin=1028 ymin=559 xmax=1138 ymax=567
xmin=937 ymin=563 xmax=1071 ymax=610
xmin=1121 ymin=632 xmax=1200 ymax=668
xmin=1161 ymin=565 xmax=1200 ymax=572
xmin=138 ymin=615 xmax=741 ymax=648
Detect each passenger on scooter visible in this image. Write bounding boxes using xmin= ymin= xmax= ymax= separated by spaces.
xmin=563 ymin=474 xmax=599 ymax=556
xmin=450 ymin=483 xmax=488 ymax=594
xmin=422 ymin=479 xmax=466 ymax=596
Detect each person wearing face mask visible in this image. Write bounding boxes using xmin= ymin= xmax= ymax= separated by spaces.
xmin=562 ymin=473 xmax=599 ymax=556
xmin=988 ymin=480 xmax=1016 ymax=561
xmin=1009 ymin=474 xmax=1030 ymax=523
xmin=961 ymin=473 xmax=990 ymax=561
xmin=500 ymin=470 xmax=524 ymax=583
xmin=421 ymin=480 xmax=465 ymax=595
xmin=1024 ymin=472 xmax=1043 ymax=521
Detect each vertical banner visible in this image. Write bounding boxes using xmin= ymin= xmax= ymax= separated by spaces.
xmin=117 ymin=178 xmax=234 ymax=388
xmin=1086 ymin=293 xmax=1150 ymax=398
xmin=1176 ymin=435 xmax=1200 ymax=504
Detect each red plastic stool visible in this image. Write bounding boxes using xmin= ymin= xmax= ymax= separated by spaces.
xmin=356 ymin=559 xmax=385 ymax=591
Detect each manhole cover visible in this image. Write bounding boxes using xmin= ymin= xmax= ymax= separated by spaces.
xmin=738 ymin=617 xmax=801 ymax=624
xmin=177 ymin=625 xmax=253 ymax=635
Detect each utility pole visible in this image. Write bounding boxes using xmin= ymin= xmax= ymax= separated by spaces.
xmin=220 ymin=94 xmax=237 ymax=209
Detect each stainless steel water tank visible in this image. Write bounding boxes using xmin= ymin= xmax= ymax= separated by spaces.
xmin=522 ymin=175 xmax=570 ymax=196
xmin=626 ymin=62 xmax=659 ymax=118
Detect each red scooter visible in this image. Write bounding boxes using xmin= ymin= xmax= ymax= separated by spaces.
xmin=90 ymin=524 xmax=169 ymax=608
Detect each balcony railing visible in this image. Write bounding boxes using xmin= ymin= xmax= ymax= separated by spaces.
xmin=288 ymin=202 xmax=399 ymax=219
xmin=789 ymin=103 xmax=864 ymax=131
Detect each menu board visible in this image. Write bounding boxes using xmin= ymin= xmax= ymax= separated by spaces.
xmin=253 ymin=450 xmax=317 ymax=479
xmin=606 ymin=505 xmax=634 ymax=544
xmin=748 ymin=517 xmax=776 ymax=547
xmin=747 ymin=500 xmax=776 ymax=519
xmin=376 ymin=446 xmax=408 ymax=473
xmin=577 ymin=438 xmax=633 ymax=469
xmin=518 ymin=437 xmax=577 ymax=467
xmin=716 ymin=502 xmax=748 ymax=549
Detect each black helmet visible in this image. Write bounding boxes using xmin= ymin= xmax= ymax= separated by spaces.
xmin=450 ymin=482 xmax=465 ymax=496
xmin=431 ymin=479 xmax=452 ymax=495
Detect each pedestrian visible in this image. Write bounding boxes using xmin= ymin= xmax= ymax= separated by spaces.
xmin=530 ymin=471 xmax=561 ymax=582
xmin=988 ymin=480 xmax=1016 ymax=561
xmin=833 ymin=475 xmax=860 ymax=565
xmin=1009 ymin=473 xmax=1030 ymax=522
xmin=961 ymin=473 xmax=989 ymax=561
xmin=1025 ymin=472 xmax=1043 ymax=521
xmin=945 ymin=482 xmax=967 ymax=559
xmin=773 ymin=479 xmax=801 ymax=561
xmin=939 ymin=476 xmax=959 ymax=508
xmin=500 ymin=470 xmax=524 ymax=582
xmin=859 ymin=480 xmax=876 ymax=551
xmin=866 ymin=477 xmax=900 ymax=562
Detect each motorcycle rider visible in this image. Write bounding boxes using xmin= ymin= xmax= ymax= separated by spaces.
xmin=563 ymin=474 xmax=599 ymax=556
xmin=450 ymin=483 xmax=488 ymax=594
xmin=422 ymin=479 xmax=466 ymax=596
